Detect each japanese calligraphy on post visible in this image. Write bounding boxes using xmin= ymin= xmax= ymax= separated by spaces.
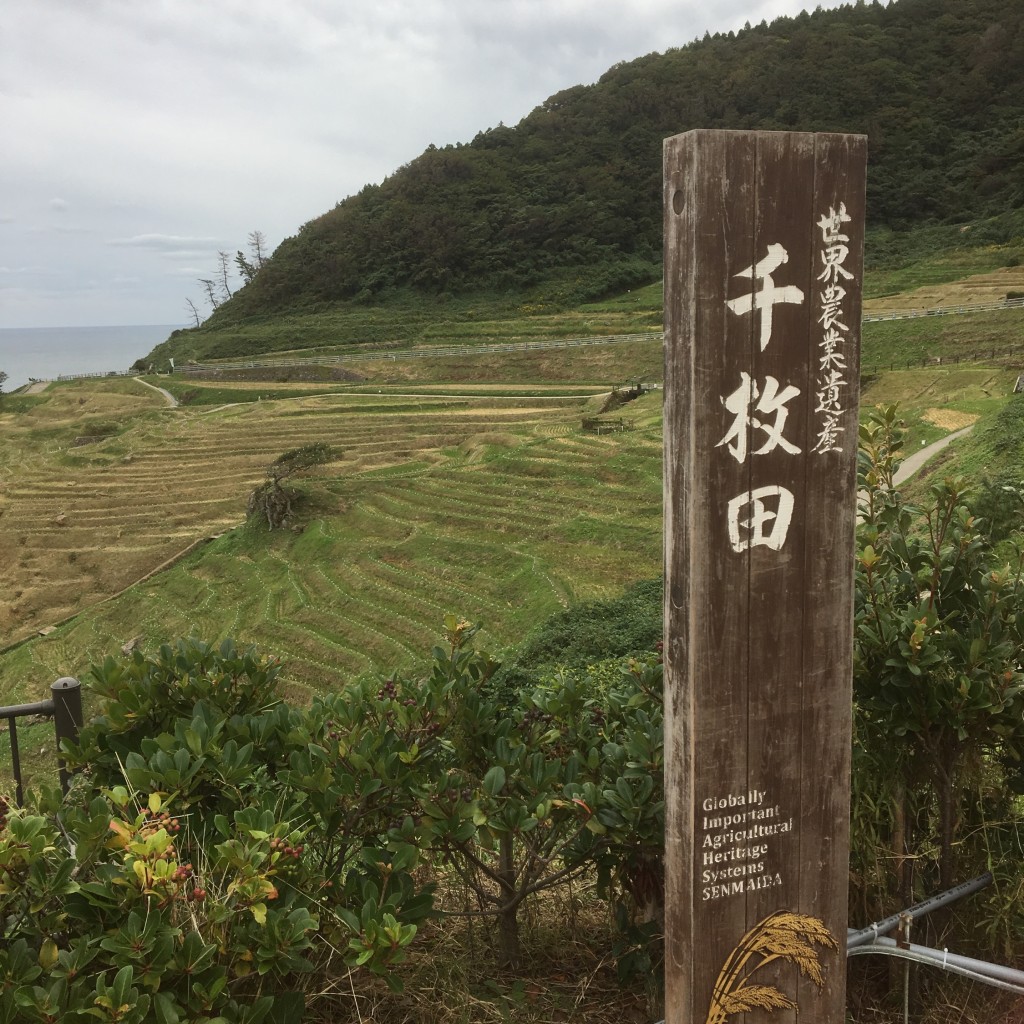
xmin=663 ymin=130 xmax=867 ymax=1024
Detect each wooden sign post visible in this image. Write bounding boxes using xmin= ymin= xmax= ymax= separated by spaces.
xmin=663 ymin=130 xmax=867 ymax=1024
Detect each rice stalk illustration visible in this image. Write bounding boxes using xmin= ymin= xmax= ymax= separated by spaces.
xmin=705 ymin=911 xmax=838 ymax=1024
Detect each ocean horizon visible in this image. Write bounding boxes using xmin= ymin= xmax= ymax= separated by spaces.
xmin=0 ymin=324 xmax=182 ymax=393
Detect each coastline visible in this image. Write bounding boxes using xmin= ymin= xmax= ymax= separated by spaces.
xmin=0 ymin=324 xmax=181 ymax=392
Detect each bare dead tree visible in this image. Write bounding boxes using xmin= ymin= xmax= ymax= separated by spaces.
xmin=199 ymin=278 xmax=220 ymax=311
xmin=248 ymin=230 xmax=267 ymax=268
xmin=217 ymin=251 xmax=234 ymax=301
xmin=185 ymin=298 xmax=202 ymax=328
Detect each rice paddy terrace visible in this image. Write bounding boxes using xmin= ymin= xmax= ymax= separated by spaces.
xmin=0 ymin=375 xmax=663 ymax=704
xmin=4 ymin=247 xmax=1023 ymax=710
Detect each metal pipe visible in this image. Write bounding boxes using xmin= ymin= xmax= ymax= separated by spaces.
xmin=0 ymin=699 xmax=55 ymax=720
xmin=51 ymin=677 xmax=83 ymax=795
xmin=9 ymin=719 xmax=23 ymax=807
xmin=847 ymin=872 xmax=993 ymax=949
xmin=848 ymin=937 xmax=1024 ymax=995
xmin=655 ymin=928 xmax=1024 ymax=1024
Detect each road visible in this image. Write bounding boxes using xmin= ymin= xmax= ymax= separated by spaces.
xmin=892 ymin=426 xmax=974 ymax=485
xmin=132 ymin=376 xmax=178 ymax=407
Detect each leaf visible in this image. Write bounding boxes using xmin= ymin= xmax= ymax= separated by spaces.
xmin=482 ymin=765 xmax=506 ymax=796
xmin=153 ymin=992 xmax=182 ymax=1024
xmin=111 ymin=965 xmax=134 ymax=1012
xmin=269 ymin=991 xmax=306 ymax=1024
xmin=251 ymin=902 xmax=268 ymax=925
xmin=38 ymin=938 xmax=59 ymax=970
xmin=108 ymin=820 xmax=133 ymax=847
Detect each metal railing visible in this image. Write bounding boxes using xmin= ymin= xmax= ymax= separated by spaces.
xmin=29 ymin=295 xmax=1024 ymax=385
xmin=0 ymin=678 xmax=83 ymax=805
xmin=848 ymin=872 xmax=1024 ymax=996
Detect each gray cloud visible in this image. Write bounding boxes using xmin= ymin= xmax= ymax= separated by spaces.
xmin=2 ymin=0 xmax=857 ymax=328
xmin=107 ymin=234 xmax=221 ymax=251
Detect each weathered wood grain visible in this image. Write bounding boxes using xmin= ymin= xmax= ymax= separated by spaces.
xmin=663 ymin=129 xmax=866 ymax=1024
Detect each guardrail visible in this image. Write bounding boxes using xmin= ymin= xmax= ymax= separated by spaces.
xmin=180 ymin=331 xmax=665 ymax=373
xmin=0 ymin=678 xmax=83 ymax=805
xmin=862 ymin=341 xmax=1024 ymax=376
xmin=862 ymin=295 xmax=1024 ymax=322
xmin=56 ymin=369 xmax=137 ymax=381
xmin=38 ymin=296 xmax=1024 ymax=384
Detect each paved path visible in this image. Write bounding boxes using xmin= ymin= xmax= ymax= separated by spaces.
xmin=858 ymin=425 xmax=974 ymax=519
xmin=132 ymin=376 xmax=178 ymax=407
xmin=893 ymin=425 xmax=974 ymax=485
xmin=23 ymin=380 xmax=51 ymax=395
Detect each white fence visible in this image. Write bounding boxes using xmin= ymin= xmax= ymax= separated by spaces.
xmin=42 ymin=297 xmax=1024 ymax=383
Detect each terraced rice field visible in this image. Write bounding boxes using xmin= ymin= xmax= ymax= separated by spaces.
xmin=0 ymin=379 xmax=662 ymax=703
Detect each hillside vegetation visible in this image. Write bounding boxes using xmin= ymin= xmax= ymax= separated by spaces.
xmin=5 ymin=255 xmax=1024 ymax=1024
xmin=0 ymin=380 xmax=662 ymax=706
xmin=8 ymin=250 xmax=1024 ymax=708
xmin=148 ymin=0 xmax=1024 ymax=365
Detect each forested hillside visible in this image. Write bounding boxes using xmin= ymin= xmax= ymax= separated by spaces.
xmin=193 ymin=0 xmax=1024 ymax=328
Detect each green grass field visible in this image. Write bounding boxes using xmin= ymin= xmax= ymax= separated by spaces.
xmin=5 ymin=236 xmax=1024 ymax=794
xmin=0 ymin=384 xmax=663 ymax=711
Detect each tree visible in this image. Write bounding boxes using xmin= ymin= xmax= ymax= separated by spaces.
xmin=853 ymin=405 xmax=1024 ymax=909
xmin=235 ymin=250 xmax=257 ymax=285
xmin=0 ymin=370 xmax=7 ymax=394
xmin=247 ymin=230 xmax=267 ymax=268
xmin=216 ymin=251 xmax=234 ymax=301
xmin=185 ymin=298 xmax=202 ymax=328
xmin=414 ymin=619 xmax=664 ymax=970
xmin=246 ymin=442 xmax=335 ymax=530
xmin=198 ymin=278 xmax=220 ymax=311
xmin=236 ymin=231 xmax=269 ymax=286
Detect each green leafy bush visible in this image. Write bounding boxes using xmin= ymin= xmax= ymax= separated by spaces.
xmin=853 ymin=406 xmax=1024 ymax=928
xmin=1 ymin=638 xmax=432 ymax=1023
xmin=1 ymin=625 xmax=667 ymax=1020
xmin=414 ymin=619 xmax=664 ymax=972
xmin=490 ymin=577 xmax=662 ymax=698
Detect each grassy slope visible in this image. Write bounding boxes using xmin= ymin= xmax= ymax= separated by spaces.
xmin=147 ymin=221 xmax=1023 ymax=367
xmin=0 ymin=384 xmax=662 ymax=706
xmin=146 ymin=280 xmax=666 ymax=365
xmin=5 ymin=240 xmax=1024 ymax=715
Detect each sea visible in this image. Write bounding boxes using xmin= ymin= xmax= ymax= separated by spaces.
xmin=0 ymin=324 xmax=182 ymax=393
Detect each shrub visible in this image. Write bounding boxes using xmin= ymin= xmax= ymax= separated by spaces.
xmin=1 ymin=638 xmax=433 ymax=1023
xmin=247 ymin=443 xmax=336 ymax=530
xmin=490 ymin=577 xmax=661 ymax=698
xmin=411 ymin=619 xmax=664 ymax=973
xmin=853 ymin=406 xmax=1024 ymax=925
xmin=2 ymin=616 xmax=672 ymax=1020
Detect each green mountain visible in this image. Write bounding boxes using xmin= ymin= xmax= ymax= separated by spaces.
xmin=163 ymin=0 xmax=1024 ymax=358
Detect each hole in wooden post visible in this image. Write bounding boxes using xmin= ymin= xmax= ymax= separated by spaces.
xmin=672 ymin=189 xmax=685 ymax=215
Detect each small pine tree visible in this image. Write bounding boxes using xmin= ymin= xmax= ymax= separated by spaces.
xmin=247 ymin=442 xmax=335 ymax=529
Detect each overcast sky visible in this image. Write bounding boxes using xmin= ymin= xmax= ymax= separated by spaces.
xmin=2 ymin=0 xmax=852 ymax=329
